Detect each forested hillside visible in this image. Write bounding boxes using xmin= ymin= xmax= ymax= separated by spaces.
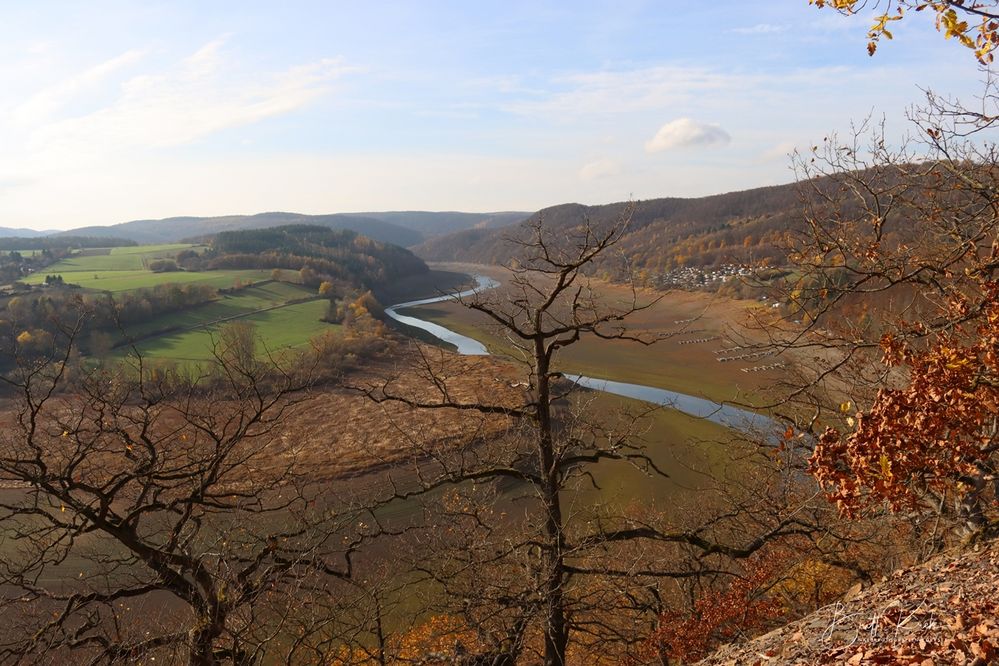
xmin=355 ymin=210 xmax=530 ymax=236
xmin=0 ymin=227 xmax=49 ymax=238
xmin=415 ymin=182 xmax=803 ymax=275
xmin=201 ymin=225 xmax=427 ymax=288
xmin=0 ymin=235 xmax=136 ymax=251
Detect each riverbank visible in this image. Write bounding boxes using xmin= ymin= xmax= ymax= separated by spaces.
xmin=402 ymin=263 xmax=782 ymax=405
xmin=385 ymin=268 xmax=780 ymax=439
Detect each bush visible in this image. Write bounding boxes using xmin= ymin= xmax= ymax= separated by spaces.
xmin=148 ymin=259 xmax=180 ymax=273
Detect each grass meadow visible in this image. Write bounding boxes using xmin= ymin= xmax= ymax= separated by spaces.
xmin=14 ymin=244 xmax=338 ymax=363
xmin=30 ymin=268 xmax=275 ymax=292
xmin=22 ymin=243 xmax=276 ymax=291
xmin=102 ymin=279 xmax=336 ymax=364
xmin=119 ymin=299 xmax=335 ymax=363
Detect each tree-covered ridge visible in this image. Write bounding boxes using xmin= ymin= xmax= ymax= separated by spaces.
xmin=0 ymin=235 xmax=137 ymax=251
xmin=413 ymin=183 xmax=802 ymax=278
xmin=413 ymin=167 xmax=959 ymax=289
xmin=199 ymin=225 xmax=428 ymax=288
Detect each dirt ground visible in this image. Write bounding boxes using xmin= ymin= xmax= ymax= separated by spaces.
xmin=273 ymin=345 xmax=526 ymax=480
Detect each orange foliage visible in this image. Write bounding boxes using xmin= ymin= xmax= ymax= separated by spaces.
xmin=327 ymin=615 xmax=483 ymax=665
xmin=639 ymin=557 xmax=784 ymax=664
xmin=810 ymin=0 xmax=999 ymax=63
xmin=811 ymin=282 xmax=999 ymax=515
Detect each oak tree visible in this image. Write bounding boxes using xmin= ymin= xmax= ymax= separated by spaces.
xmin=361 ymin=214 xmax=838 ymax=664
xmin=810 ymin=0 xmax=999 ymax=62
xmin=766 ymin=85 xmax=999 ymax=537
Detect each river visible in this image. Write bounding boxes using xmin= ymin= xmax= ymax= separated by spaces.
xmin=385 ymin=274 xmax=777 ymax=436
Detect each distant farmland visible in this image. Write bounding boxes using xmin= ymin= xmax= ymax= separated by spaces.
xmin=119 ymin=297 xmax=334 ymax=363
xmin=32 ymin=268 xmax=279 ymax=292
xmin=17 ymin=243 xmax=341 ymax=363
xmin=22 ymin=243 xmax=278 ymax=292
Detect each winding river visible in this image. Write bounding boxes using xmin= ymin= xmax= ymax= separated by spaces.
xmin=385 ymin=275 xmax=777 ymax=436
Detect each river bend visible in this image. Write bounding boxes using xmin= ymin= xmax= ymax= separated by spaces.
xmin=385 ymin=275 xmax=776 ymax=435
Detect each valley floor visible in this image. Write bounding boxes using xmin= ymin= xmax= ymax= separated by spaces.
xmin=413 ymin=262 xmax=786 ymax=407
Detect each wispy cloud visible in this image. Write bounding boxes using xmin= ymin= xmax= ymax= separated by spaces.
xmin=761 ymin=140 xmax=801 ymax=162
xmin=645 ymin=118 xmax=730 ymax=152
xmin=23 ymin=37 xmax=355 ymax=163
xmin=578 ymin=158 xmax=622 ymax=181
xmin=730 ymin=23 xmax=787 ymax=35
xmin=12 ymin=48 xmax=147 ymax=124
xmin=0 ymin=176 xmax=32 ymax=191
xmin=506 ymin=65 xmax=737 ymax=118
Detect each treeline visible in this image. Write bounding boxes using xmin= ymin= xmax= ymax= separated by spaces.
xmin=0 ymin=246 xmax=85 ymax=285
xmin=0 ymin=236 xmax=137 ymax=251
xmin=0 ymin=282 xmax=218 ymax=362
xmin=186 ymin=225 xmax=427 ymax=288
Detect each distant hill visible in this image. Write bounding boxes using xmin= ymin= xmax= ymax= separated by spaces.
xmin=0 ymin=235 xmax=136 ymax=251
xmin=59 ymin=212 xmax=424 ymax=248
xmin=0 ymin=227 xmax=49 ymax=238
xmin=50 ymin=210 xmax=532 ymax=249
xmin=414 ymin=183 xmax=805 ymax=276
xmin=353 ymin=211 xmax=530 ymax=237
xmin=199 ymin=224 xmax=428 ymax=289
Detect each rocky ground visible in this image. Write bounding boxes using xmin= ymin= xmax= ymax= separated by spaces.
xmin=699 ymin=539 xmax=999 ymax=665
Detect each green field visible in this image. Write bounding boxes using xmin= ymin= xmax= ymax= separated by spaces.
xmin=24 ymin=244 xmax=205 ymax=276
xmin=122 ymin=299 xmax=335 ymax=362
xmin=11 ymin=243 xmax=344 ymax=363
xmin=109 ymin=244 xmax=199 ymax=256
xmin=30 ymin=268 xmax=273 ymax=292
xmin=110 ymin=281 xmax=335 ymax=363
xmin=121 ymin=281 xmax=315 ymax=339
xmin=20 ymin=242 xmax=274 ymax=292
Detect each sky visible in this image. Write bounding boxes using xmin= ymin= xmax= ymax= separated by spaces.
xmin=0 ymin=1 xmax=990 ymax=230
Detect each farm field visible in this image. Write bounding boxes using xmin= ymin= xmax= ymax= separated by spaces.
xmin=12 ymin=243 xmax=346 ymax=363
xmin=29 ymin=268 xmax=274 ymax=292
xmin=109 ymin=243 xmax=199 ymax=256
xmin=119 ymin=281 xmax=316 ymax=339
xmin=120 ymin=298 xmax=334 ymax=363
xmin=25 ymin=243 xmax=204 ymax=274
xmin=20 ymin=243 xmax=276 ymax=292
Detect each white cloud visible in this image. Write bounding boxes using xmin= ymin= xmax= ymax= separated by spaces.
xmin=0 ymin=176 xmax=32 ymax=191
xmin=20 ymin=37 xmax=355 ymax=166
xmin=645 ymin=118 xmax=731 ymax=152
xmin=12 ymin=48 xmax=147 ymax=124
xmin=731 ymin=23 xmax=787 ymax=35
xmin=761 ymin=140 xmax=800 ymax=162
xmin=579 ymin=158 xmax=622 ymax=181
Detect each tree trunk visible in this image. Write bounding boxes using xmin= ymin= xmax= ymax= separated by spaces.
xmin=535 ymin=345 xmax=569 ymax=666
xmin=189 ymin=613 xmax=224 ymax=666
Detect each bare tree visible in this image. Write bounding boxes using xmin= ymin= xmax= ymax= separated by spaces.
xmin=0 ymin=315 xmax=363 ymax=664
xmin=360 ymin=214 xmax=835 ymax=664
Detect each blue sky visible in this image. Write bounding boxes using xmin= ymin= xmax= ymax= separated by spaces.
xmin=0 ymin=1 xmax=988 ymax=229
